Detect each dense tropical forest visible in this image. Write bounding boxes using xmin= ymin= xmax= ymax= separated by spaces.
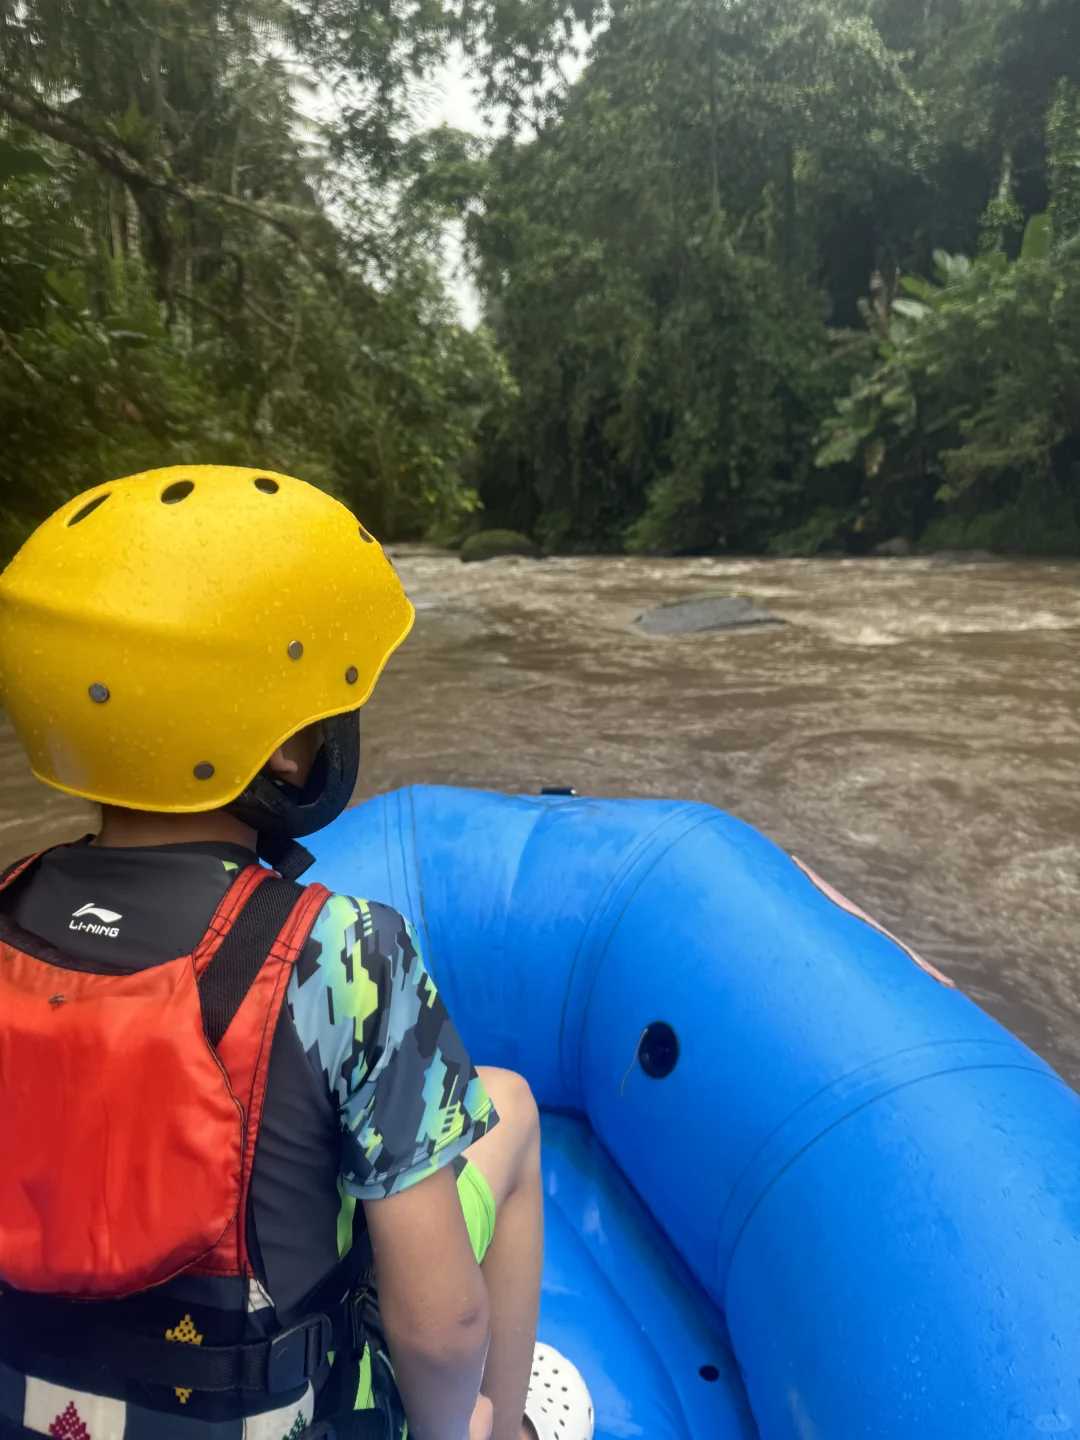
xmin=2 ymin=0 xmax=1079 ymax=558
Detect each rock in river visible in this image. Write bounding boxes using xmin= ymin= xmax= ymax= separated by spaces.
xmin=635 ymin=594 xmax=783 ymax=636
xmin=872 ymin=537 xmax=913 ymax=557
xmin=461 ymin=529 xmax=542 ymax=563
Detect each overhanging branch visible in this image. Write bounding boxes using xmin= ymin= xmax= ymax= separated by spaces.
xmin=0 ymin=85 xmax=320 ymax=254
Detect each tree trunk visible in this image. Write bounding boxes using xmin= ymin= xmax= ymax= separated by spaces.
xmin=707 ymin=15 xmax=721 ymax=219
xmin=781 ymin=141 xmax=796 ymax=282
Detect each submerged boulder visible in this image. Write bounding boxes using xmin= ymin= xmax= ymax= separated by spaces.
xmin=925 ymin=549 xmax=1000 ymax=566
xmin=461 ymin=529 xmax=541 ymax=564
xmin=635 ymin=593 xmax=782 ymax=636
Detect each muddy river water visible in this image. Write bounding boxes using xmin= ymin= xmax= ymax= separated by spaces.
xmin=3 ymin=550 xmax=1080 ymax=1083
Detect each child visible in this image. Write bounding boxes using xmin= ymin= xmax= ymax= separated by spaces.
xmin=0 ymin=467 xmax=555 ymax=1440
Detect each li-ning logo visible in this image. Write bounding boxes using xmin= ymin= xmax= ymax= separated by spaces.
xmin=69 ymin=902 xmax=123 ymax=938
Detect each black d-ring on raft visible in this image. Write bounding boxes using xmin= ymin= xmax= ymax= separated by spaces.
xmin=638 ymin=1022 xmax=679 ymax=1079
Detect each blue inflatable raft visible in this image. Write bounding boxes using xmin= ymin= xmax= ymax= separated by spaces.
xmin=308 ymin=786 xmax=1080 ymax=1440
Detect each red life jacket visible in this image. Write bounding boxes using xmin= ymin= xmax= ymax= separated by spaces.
xmin=0 ymin=854 xmax=384 ymax=1440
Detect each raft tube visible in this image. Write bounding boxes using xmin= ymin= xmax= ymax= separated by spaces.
xmin=308 ymin=786 xmax=1080 ymax=1440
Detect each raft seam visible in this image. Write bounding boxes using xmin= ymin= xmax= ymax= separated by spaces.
xmin=543 ymin=1162 xmax=700 ymax=1440
xmin=556 ymin=804 xmax=718 ymax=1101
xmin=714 ymin=1037 xmax=1023 ymax=1268
xmin=720 ymin=1061 xmax=1070 ymax=1307
xmin=403 ymin=787 xmax=425 ymax=948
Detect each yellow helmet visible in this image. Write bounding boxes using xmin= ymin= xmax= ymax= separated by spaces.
xmin=0 ymin=465 xmax=414 ymax=816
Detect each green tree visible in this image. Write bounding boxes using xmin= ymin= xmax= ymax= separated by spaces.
xmin=466 ymin=0 xmax=920 ymax=552
xmin=0 ymin=0 xmax=594 ymax=549
xmin=465 ymin=0 xmax=1080 ymax=555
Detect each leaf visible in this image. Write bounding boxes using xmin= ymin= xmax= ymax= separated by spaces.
xmin=0 ymin=139 xmax=51 ymax=182
xmin=815 ymin=430 xmax=860 ymax=468
xmin=899 ymin=274 xmax=936 ymax=302
xmin=1021 ymin=212 xmax=1053 ymax=262
xmin=933 ymin=249 xmax=972 ymax=283
xmin=44 ymin=270 xmax=85 ymax=309
xmin=891 ymin=298 xmax=929 ymax=321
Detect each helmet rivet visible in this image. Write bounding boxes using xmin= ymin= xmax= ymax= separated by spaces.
xmin=345 ymin=666 xmax=359 ymax=685
xmin=88 ymin=683 xmax=110 ymax=704
xmin=193 ymin=762 xmax=215 ymax=781
xmin=288 ymin=640 xmax=304 ymax=661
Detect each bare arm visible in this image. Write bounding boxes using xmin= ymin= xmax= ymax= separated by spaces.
xmin=365 ymin=1165 xmax=491 ymax=1440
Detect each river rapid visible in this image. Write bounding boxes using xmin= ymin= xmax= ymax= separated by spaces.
xmin=3 ymin=550 xmax=1079 ymax=1082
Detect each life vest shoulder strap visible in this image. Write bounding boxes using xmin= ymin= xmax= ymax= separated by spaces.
xmin=190 ymin=866 xmax=331 ymax=1277
xmin=0 ymin=851 xmax=47 ymax=897
xmin=197 ymin=868 xmax=305 ymax=1047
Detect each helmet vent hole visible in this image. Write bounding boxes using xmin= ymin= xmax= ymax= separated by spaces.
xmin=358 ymin=524 xmax=375 ymax=543
xmin=254 ymin=477 xmax=279 ymax=494
xmin=699 ymin=1365 xmax=720 ymax=1383
xmin=161 ymin=480 xmax=195 ymax=505
xmin=67 ymin=493 xmax=110 ymax=527
xmin=193 ymin=762 xmax=215 ymax=781
xmin=287 ymin=640 xmax=304 ymax=661
xmin=345 ymin=666 xmax=359 ymax=685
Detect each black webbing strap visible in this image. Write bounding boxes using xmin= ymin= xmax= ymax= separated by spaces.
xmin=0 ymin=1290 xmax=367 ymax=1397
xmin=256 ymin=833 xmax=316 ymax=882
xmin=197 ymin=874 xmax=305 ymax=1047
xmin=301 ymin=1416 xmax=388 ymax=1440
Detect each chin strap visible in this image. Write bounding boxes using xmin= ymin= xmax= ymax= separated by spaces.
xmin=256 ymin=832 xmax=316 ymax=881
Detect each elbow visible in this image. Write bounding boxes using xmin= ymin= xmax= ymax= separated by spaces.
xmin=438 ymin=1290 xmax=491 ymax=1369
xmin=384 ymin=1282 xmax=491 ymax=1371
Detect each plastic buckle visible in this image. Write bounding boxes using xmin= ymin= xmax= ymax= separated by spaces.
xmin=346 ymin=1289 xmax=368 ymax=1356
xmin=266 ymin=1314 xmax=332 ymax=1393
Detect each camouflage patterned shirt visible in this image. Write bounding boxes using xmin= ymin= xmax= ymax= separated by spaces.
xmin=287 ymin=891 xmax=497 ymax=1202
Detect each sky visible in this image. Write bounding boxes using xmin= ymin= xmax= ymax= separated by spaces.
xmin=415 ymin=37 xmax=591 ymax=326
xmin=302 ymin=37 xmax=591 ymax=327
xmin=416 ymin=47 xmax=489 ymax=326
xmin=421 ymin=45 xmax=491 ymax=133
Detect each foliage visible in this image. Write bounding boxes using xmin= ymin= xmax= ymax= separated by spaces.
xmin=816 ymin=245 xmax=1080 ymax=531
xmin=463 ymin=0 xmax=918 ymax=554
xmin=4 ymin=0 xmax=1080 ymax=558
xmin=1048 ymin=79 xmax=1080 ymax=243
xmin=815 ymin=77 xmax=1080 ymax=549
xmin=448 ymin=0 xmax=1080 ymax=554
xmin=767 ymin=507 xmax=851 ymax=558
xmin=920 ymin=488 xmax=1080 ymax=556
xmin=0 ymin=0 xmax=591 ymax=551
